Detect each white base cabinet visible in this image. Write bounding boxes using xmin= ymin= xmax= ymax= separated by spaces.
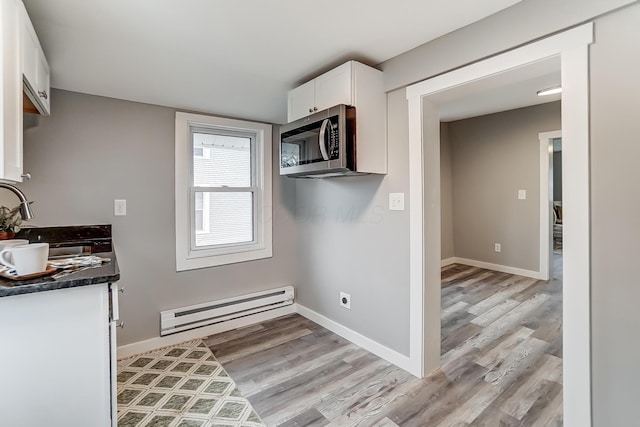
xmin=0 ymin=284 xmax=119 ymax=427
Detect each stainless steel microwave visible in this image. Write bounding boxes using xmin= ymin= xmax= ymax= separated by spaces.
xmin=279 ymin=104 xmax=360 ymax=178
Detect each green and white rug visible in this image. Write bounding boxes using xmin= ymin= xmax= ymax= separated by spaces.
xmin=117 ymin=339 xmax=265 ymax=427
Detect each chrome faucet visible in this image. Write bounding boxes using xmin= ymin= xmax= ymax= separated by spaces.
xmin=0 ymin=183 xmax=34 ymax=220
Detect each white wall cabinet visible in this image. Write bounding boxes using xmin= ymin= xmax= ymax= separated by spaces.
xmin=20 ymin=0 xmax=50 ymax=115
xmin=0 ymin=0 xmax=24 ymax=182
xmin=0 ymin=283 xmax=120 ymax=427
xmin=288 ymin=62 xmax=353 ymax=121
xmin=287 ymin=61 xmax=387 ymax=174
xmin=287 ymin=79 xmax=316 ymax=121
xmin=0 ymin=0 xmax=50 ymax=183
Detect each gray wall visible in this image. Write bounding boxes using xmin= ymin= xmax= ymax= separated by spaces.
xmin=440 ymin=123 xmax=454 ymax=260
xmin=294 ymin=88 xmax=411 ymax=355
xmin=20 ymin=89 xmax=298 ymax=346
xmin=446 ymin=102 xmax=561 ymax=271
xmin=553 ymin=150 xmax=563 ymax=201
xmin=590 ymin=4 xmax=640 ymax=425
xmin=381 ymin=0 xmax=636 ymax=91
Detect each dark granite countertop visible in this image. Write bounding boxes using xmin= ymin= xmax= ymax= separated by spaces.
xmin=0 ymin=251 xmax=120 ymax=297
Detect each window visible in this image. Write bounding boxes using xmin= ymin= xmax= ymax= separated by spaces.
xmin=175 ymin=112 xmax=272 ymax=270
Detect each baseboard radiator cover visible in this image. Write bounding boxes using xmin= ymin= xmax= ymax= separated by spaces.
xmin=160 ymin=286 xmax=295 ymax=336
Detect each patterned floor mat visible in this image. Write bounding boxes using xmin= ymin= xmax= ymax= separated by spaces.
xmin=117 ymin=339 xmax=265 ymax=427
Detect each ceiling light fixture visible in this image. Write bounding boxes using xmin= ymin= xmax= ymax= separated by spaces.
xmin=537 ymin=86 xmax=562 ymax=96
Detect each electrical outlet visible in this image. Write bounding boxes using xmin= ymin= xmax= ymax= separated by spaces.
xmin=518 ymin=189 xmax=527 ymax=200
xmin=114 ymin=199 xmax=127 ymax=216
xmin=340 ymin=292 xmax=351 ymax=309
xmin=495 ymin=243 xmax=501 ymax=253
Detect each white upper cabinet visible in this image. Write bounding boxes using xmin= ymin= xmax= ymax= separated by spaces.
xmin=287 ymin=80 xmax=315 ymax=121
xmin=0 ymin=0 xmax=50 ymax=183
xmin=0 ymin=0 xmax=24 ymax=182
xmin=20 ymin=1 xmax=50 ymax=115
xmin=288 ymin=61 xmax=353 ymax=122
xmin=287 ymin=61 xmax=387 ymax=174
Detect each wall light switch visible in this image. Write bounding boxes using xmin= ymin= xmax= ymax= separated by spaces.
xmin=518 ymin=189 xmax=527 ymax=200
xmin=114 ymin=199 xmax=127 ymax=216
xmin=389 ymin=193 xmax=405 ymax=211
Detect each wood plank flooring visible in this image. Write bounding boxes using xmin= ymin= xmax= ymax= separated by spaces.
xmin=205 ymin=261 xmax=563 ymax=426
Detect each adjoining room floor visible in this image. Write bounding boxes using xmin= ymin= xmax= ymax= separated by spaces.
xmin=206 ymin=263 xmax=563 ymax=426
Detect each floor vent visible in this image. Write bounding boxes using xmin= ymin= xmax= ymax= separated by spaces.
xmin=160 ymin=286 xmax=294 ymax=336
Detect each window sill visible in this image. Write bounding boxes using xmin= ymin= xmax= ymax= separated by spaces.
xmin=176 ymin=246 xmax=272 ymax=271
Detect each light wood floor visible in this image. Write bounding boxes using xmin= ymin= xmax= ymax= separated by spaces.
xmin=205 ymin=261 xmax=563 ymax=426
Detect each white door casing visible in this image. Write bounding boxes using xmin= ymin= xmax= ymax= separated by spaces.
xmin=406 ymin=23 xmax=593 ymax=427
xmin=539 ymin=130 xmax=562 ymax=281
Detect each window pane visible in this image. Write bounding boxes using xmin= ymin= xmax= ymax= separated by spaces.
xmin=193 ymin=132 xmax=251 ymax=187
xmin=195 ymin=192 xmax=253 ymax=247
xmin=195 ymin=210 xmax=204 ymax=231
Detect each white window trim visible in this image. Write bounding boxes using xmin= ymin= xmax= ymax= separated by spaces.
xmin=194 ymin=192 xmax=210 ymax=234
xmin=175 ymin=111 xmax=272 ymax=271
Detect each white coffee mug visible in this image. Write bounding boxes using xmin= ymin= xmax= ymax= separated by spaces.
xmin=0 ymin=239 xmax=29 ymax=251
xmin=0 ymin=243 xmax=49 ymax=276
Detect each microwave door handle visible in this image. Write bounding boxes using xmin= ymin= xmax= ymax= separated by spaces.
xmin=318 ymin=119 xmax=331 ymax=161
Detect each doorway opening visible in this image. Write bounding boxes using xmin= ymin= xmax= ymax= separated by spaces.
xmin=438 ymin=103 xmax=564 ymax=423
xmin=406 ymin=23 xmax=593 ymax=426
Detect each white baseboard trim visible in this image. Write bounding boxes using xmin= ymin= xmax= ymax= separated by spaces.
xmin=450 ymin=257 xmax=544 ymax=280
xmin=441 ymin=257 xmax=457 ymax=267
xmin=117 ymin=305 xmax=296 ymax=359
xmin=295 ymin=304 xmax=414 ymax=375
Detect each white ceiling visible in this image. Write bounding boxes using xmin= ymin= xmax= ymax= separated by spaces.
xmin=23 ymin=0 xmax=522 ymax=124
xmin=433 ymin=55 xmax=562 ymax=122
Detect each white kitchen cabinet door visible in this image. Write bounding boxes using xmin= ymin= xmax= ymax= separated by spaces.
xmin=313 ymin=61 xmax=352 ymax=114
xmin=287 ymin=79 xmax=315 ymax=122
xmin=0 ymin=0 xmax=24 ymax=182
xmin=109 ymin=283 xmax=121 ymax=427
xmin=20 ymin=1 xmax=50 ymax=115
xmin=35 ymin=48 xmax=50 ymax=113
xmin=0 ymin=285 xmax=113 ymax=427
xmin=287 ymin=62 xmax=353 ymax=122
xmin=20 ymin=1 xmax=37 ymax=91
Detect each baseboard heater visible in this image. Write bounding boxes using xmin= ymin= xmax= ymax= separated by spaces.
xmin=160 ymin=286 xmax=294 ymax=336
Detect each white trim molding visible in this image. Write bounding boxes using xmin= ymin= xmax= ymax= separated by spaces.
xmin=441 ymin=257 xmax=457 ymax=267
xmin=446 ymin=257 xmax=545 ymax=280
xmin=117 ymin=305 xmax=295 ymax=359
xmin=174 ymin=112 xmax=273 ymax=271
xmin=295 ymin=304 xmax=414 ymax=374
xmin=539 ymin=130 xmax=562 ymax=281
xmin=406 ymin=23 xmax=593 ymax=427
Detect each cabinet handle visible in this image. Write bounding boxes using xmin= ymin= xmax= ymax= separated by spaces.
xmin=38 ymin=90 xmax=48 ymax=100
xmin=21 ymin=173 xmax=31 ymax=180
xmin=313 ymin=107 xmax=318 ymax=112
xmin=308 ymin=108 xmax=313 ymax=113
xmin=116 ymin=321 xmax=124 ymax=328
